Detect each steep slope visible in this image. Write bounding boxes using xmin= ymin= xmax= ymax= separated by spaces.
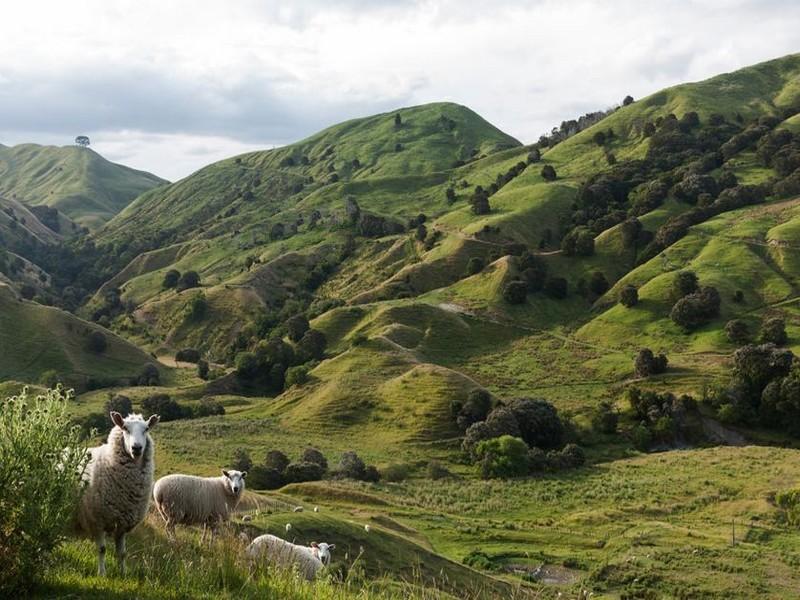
xmin=0 ymin=143 xmax=167 ymax=229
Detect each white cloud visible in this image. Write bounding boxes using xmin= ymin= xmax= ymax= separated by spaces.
xmin=0 ymin=0 xmax=798 ymax=179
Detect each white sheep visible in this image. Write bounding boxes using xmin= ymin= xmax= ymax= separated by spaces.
xmin=74 ymin=411 xmax=160 ymax=576
xmin=153 ymin=469 xmax=247 ymax=539
xmin=248 ymin=534 xmax=335 ymax=580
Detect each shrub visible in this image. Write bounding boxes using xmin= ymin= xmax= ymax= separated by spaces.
xmin=476 ymin=435 xmax=530 ymax=479
xmin=264 ymin=449 xmax=290 ymax=473
xmin=247 ymin=465 xmax=283 ymax=490
xmin=176 ymin=270 xmax=201 ymax=291
xmin=725 ymin=319 xmax=750 ymax=345
xmin=732 ymin=343 xmax=794 ymax=405
xmin=285 ymin=365 xmax=310 ymax=387
xmin=502 ymin=281 xmax=527 ymax=304
xmin=620 ymin=285 xmax=639 ymax=307
xmin=286 ymin=315 xmax=310 ymax=343
xmin=540 ymin=165 xmax=557 ymax=181
xmin=363 ymin=465 xmax=381 ymax=482
xmin=86 ymin=330 xmax=107 ymax=353
xmin=466 ymin=257 xmax=484 ymax=276
xmin=142 ymin=394 xmax=189 ymax=422
xmin=673 ymin=271 xmax=699 ymax=299
xmin=561 ymin=227 xmax=595 ymax=256
xmin=162 ymin=269 xmax=180 ymax=289
xmin=452 ymin=388 xmax=493 ymax=432
xmin=137 ymin=363 xmax=160 ymax=386
xmin=547 ymin=443 xmax=586 ymax=470
xmin=0 ymin=387 xmax=88 ymax=595
xmin=427 ymin=460 xmax=451 ymax=480
xmin=760 ymin=316 xmax=788 ymax=345
xmin=670 ymin=286 xmax=720 ymax=330
xmin=104 ymin=394 xmax=132 ymax=416
xmin=284 ymin=461 xmax=325 ymax=483
xmin=589 ymin=271 xmax=609 ymax=297
xmin=231 ymin=448 xmax=253 ymax=472
xmin=185 ymin=293 xmax=207 ymax=322
xmin=508 ymin=398 xmax=564 ymax=450
xmin=634 ymin=348 xmax=668 ymax=377
xmin=175 ymin=348 xmax=201 ymax=363
xmin=631 ymin=423 xmax=653 ymax=451
xmin=301 ymin=447 xmax=328 ymax=471
xmin=592 ymin=401 xmax=618 ymax=434
xmin=197 ymin=359 xmax=210 ymax=380
xmin=194 ymin=397 xmax=225 ymax=417
xmin=297 ymin=329 xmax=327 ymax=362
xmin=336 ymin=450 xmax=367 ymax=480
xmin=381 ymin=463 xmax=411 ymax=482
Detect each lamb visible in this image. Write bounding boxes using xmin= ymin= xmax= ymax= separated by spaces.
xmin=153 ymin=469 xmax=247 ymax=539
xmin=74 ymin=411 xmax=160 ymax=576
xmin=248 ymin=534 xmax=335 ymax=580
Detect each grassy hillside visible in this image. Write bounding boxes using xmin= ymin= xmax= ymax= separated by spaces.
xmin=0 ymin=283 xmax=160 ymax=387
xmin=0 ymin=144 xmax=166 ymax=229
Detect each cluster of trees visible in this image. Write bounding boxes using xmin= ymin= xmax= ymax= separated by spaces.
xmin=634 ymin=348 xmax=668 ymax=377
xmin=78 ymin=392 xmax=224 ymax=437
xmin=469 ymin=161 xmax=529 ymax=215
xmin=459 ymin=396 xmax=584 ymax=479
xmin=501 ymin=251 xmax=569 ymax=304
xmin=235 ymin=327 xmax=326 ymax=393
xmin=725 ymin=316 xmax=787 ymax=347
xmin=162 ymin=269 xmax=201 ymax=291
xmin=669 ymin=271 xmax=720 ymax=331
xmin=231 ymin=447 xmax=379 ymax=490
xmin=534 ymin=101 xmax=628 ymax=149
xmin=705 ymin=342 xmax=799 ymax=432
xmin=625 ymin=387 xmax=698 ymax=450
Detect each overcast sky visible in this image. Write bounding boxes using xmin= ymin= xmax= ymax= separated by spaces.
xmin=1 ymin=0 xmax=798 ymax=181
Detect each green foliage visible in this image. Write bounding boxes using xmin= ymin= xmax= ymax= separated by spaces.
xmin=592 ymin=401 xmax=619 ymax=434
xmin=465 ymin=257 xmax=484 ymax=276
xmin=634 ymin=348 xmax=668 ymax=377
xmin=620 ymin=285 xmax=639 ymax=308
xmin=162 ymin=269 xmax=180 ymax=289
xmin=476 ymin=435 xmax=530 ymax=479
xmin=502 ymin=280 xmax=527 ymax=304
xmin=0 ymin=387 xmax=88 ymax=595
xmin=185 ymin=292 xmax=208 ymax=323
xmin=775 ymin=489 xmax=800 ymax=527
xmin=86 ymin=330 xmax=107 ymax=353
xmin=725 ymin=319 xmax=750 ymax=345
xmin=177 ymin=270 xmax=201 ymax=291
xmin=670 ymin=286 xmax=720 ymax=331
xmin=561 ymin=227 xmax=595 ymax=256
xmin=540 ymin=164 xmax=557 ymax=181
xmin=760 ymin=316 xmax=788 ymax=345
xmin=285 ymin=365 xmax=310 ymax=387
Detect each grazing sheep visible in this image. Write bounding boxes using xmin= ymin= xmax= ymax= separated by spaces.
xmin=285 ymin=523 xmax=292 ymax=532
xmin=153 ymin=469 xmax=247 ymax=539
xmin=313 ymin=506 xmax=320 ymax=513
xmin=248 ymin=534 xmax=335 ymax=580
xmin=241 ymin=514 xmax=253 ymax=522
xmin=364 ymin=524 xmax=371 ymax=533
xmin=293 ymin=506 xmax=304 ymax=513
xmin=74 ymin=412 xmax=160 ymax=576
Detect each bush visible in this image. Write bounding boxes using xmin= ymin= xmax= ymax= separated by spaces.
xmin=285 ymin=365 xmax=310 ymax=387
xmin=284 ymin=461 xmax=325 ymax=483
xmin=286 ymin=315 xmax=310 ymax=343
xmin=185 ymin=293 xmax=207 ymax=322
xmin=760 ymin=316 xmax=788 ymax=345
xmin=547 ymin=443 xmax=585 ymax=470
xmin=137 ymin=363 xmax=160 ymax=386
xmin=725 ymin=319 xmax=750 ymax=345
xmin=592 ymin=401 xmax=618 ymax=434
xmin=427 ymin=460 xmax=451 ymax=480
xmin=452 ymin=388 xmax=493 ymax=432
xmin=634 ymin=348 xmax=668 ymax=377
xmin=502 ymin=280 xmax=527 ymax=304
xmin=104 ymin=394 xmax=132 ymax=416
xmin=86 ymin=330 xmax=107 ymax=353
xmin=264 ymin=450 xmax=290 ymax=473
xmin=476 ymin=435 xmax=530 ymax=479
xmin=670 ymin=286 xmax=720 ymax=331
xmin=39 ymin=369 xmax=61 ymax=388
xmin=0 ymin=387 xmax=88 ymax=595
xmin=620 ymin=285 xmax=639 ymax=308
xmin=194 ymin=397 xmax=225 ymax=417
xmin=247 ymin=465 xmax=284 ymax=490
xmin=540 ymin=165 xmax=557 ymax=181
xmin=142 ymin=394 xmax=189 ymax=422
xmin=561 ymin=227 xmax=595 ymax=256
xmin=337 ymin=450 xmax=367 ymax=480
xmin=589 ymin=271 xmax=609 ymax=297
xmin=231 ymin=448 xmax=253 ymax=472
xmin=631 ymin=423 xmax=653 ymax=451
xmin=673 ymin=271 xmax=699 ymax=299
xmin=176 ymin=270 xmax=201 ymax=291
xmin=197 ymin=359 xmax=210 ymax=380
xmin=507 ymin=398 xmax=564 ymax=450
xmin=297 ymin=329 xmax=327 ymax=362
xmin=162 ymin=269 xmax=180 ymax=289
xmin=381 ymin=463 xmax=411 ymax=482
xmin=301 ymin=447 xmax=328 ymax=471
xmin=175 ymin=348 xmax=201 ymax=363
xmin=466 ymin=257 xmax=484 ymax=276
xmin=363 ymin=465 xmax=381 ymax=482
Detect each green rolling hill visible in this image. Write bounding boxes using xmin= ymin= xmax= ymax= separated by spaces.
xmin=0 ymin=143 xmax=167 ymax=230
xmin=8 ymin=53 xmax=800 ymax=598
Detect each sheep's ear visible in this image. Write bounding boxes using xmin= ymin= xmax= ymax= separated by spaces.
xmin=241 ymin=471 xmax=247 ymax=478
xmin=147 ymin=414 xmax=160 ymax=428
xmin=110 ymin=411 xmax=125 ymax=429
xmin=310 ymin=542 xmax=319 ymax=548
xmin=328 ymin=544 xmax=335 ymax=550
xmin=222 ymin=469 xmax=230 ymax=478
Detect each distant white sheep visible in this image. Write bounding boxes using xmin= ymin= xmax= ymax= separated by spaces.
xmin=285 ymin=523 xmax=292 ymax=532
xmin=153 ymin=469 xmax=246 ymax=539
xmin=293 ymin=506 xmax=304 ymax=512
xmin=313 ymin=506 xmax=320 ymax=513
xmin=248 ymin=534 xmax=335 ymax=580
xmin=74 ymin=412 xmax=160 ymax=576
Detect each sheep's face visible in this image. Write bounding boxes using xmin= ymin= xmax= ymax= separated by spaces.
xmin=222 ymin=469 xmax=247 ymax=495
xmin=111 ymin=412 xmax=159 ymax=460
xmin=312 ymin=542 xmax=335 ymax=566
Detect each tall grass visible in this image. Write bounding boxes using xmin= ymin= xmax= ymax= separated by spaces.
xmin=0 ymin=386 xmax=88 ymax=595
